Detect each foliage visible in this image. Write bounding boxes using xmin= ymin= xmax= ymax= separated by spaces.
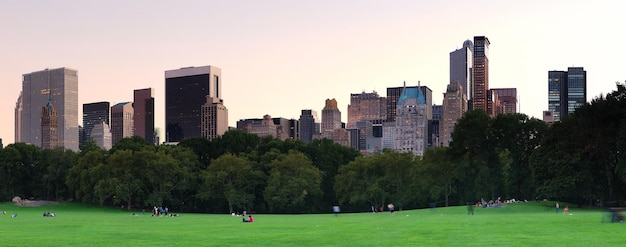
xmin=530 ymin=83 xmax=626 ymax=205
xmin=264 ymin=151 xmax=322 ymax=213
xmin=200 ymin=153 xmax=264 ymax=213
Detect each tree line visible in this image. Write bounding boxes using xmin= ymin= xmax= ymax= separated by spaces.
xmin=2 ymin=83 xmax=626 ymax=212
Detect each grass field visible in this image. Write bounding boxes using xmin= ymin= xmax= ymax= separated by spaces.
xmin=0 ymin=201 xmax=622 ymax=246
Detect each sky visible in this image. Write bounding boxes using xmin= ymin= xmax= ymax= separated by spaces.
xmin=1 ymin=0 xmax=625 ymax=145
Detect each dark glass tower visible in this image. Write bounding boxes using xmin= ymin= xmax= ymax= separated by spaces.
xmin=299 ymin=109 xmax=315 ymax=143
xmin=134 ymin=88 xmax=155 ymax=144
xmin=548 ymin=67 xmax=586 ymax=121
xmin=472 ymin=36 xmax=490 ymax=112
xmin=82 ymin=101 xmax=110 ymax=147
xmin=165 ymin=66 xmax=222 ymax=142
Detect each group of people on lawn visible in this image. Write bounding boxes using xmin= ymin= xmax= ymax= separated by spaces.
xmin=232 ymin=210 xmax=254 ymax=223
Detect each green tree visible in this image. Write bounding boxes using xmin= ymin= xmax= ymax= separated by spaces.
xmin=0 ymin=146 xmax=23 ymax=201
xmin=335 ymin=156 xmax=386 ymax=211
xmin=264 ymin=151 xmax=322 ymax=213
xmin=200 ymin=153 xmax=264 ymax=213
xmin=491 ymin=113 xmax=548 ymax=200
xmin=449 ymin=110 xmax=502 ymax=201
xmin=421 ymin=147 xmax=461 ymax=207
xmin=67 ymin=148 xmax=108 ymax=203
xmin=40 ymin=147 xmax=77 ymax=200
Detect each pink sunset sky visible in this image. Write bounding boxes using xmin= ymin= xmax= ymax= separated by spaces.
xmin=1 ymin=0 xmax=625 ymax=145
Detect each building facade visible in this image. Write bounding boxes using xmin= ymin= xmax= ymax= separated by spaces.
xmin=201 ymin=95 xmax=229 ymax=140
xmin=321 ymin=98 xmax=342 ymax=136
xmin=440 ymin=81 xmax=467 ymax=147
xmin=299 ymin=109 xmax=317 ymax=143
xmin=490 ymin=88 xmax=517 ymax=116
xmin=387 ymin=84 xmax=433 ymax=123
xmin=90 ymin=122 xmax=112 ymax=150
xmin=17 ymin=68 xmax=79 ymax=151
xmin=393 ymin=86 xmax=428 ymax=156
xmin=165 ymin=66 xmax=222 ymax=142
xmin=347 ymin=91 xmax=386 ymax=129
xmin=41 ymin=98 xmax=58 ymax=149
xmin=472 ymin=36 xmax=490 ymax=113
xmin=430 ymin=104 xmax=442 ymax=147
xmin=82 ymin=101 xmax=110 ymax=147
xmin=111 ymin=102 xmax=134 ymax=145
xmin=134 ymin=88 xmax=155 ymax=144
xmin=548 ymin=67 xmax=586 ymax=121
xmin=450 ymin=39 xmax=473 ymax=99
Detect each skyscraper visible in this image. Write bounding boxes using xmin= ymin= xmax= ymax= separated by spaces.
xmin=566 ymin=67 xmax=587 ymax=116
xmin=472 ymin=36 xmax=490 ymax=112
xmin=41 ymin=95 xmax=58 ymax=149
xmin=548 ymin=67 xmax=586 ymax=121
xmin=134 ymin=88 xmax=155 ymax=144
xmin=201 ymin=95 xmax=228 ymax=140
xmin=111 ymin=102 xmax=134 ymax=145
xmin=347 ymin=91 xmax=386 ymax=129
xmin=18 ymin=68 xmax=79 ymax=151
xmin=15 ymin=92 xmax=22 ymax=143
xmin=440 ymin=81 xmax=467 ymax=147
xmin=165 ymin=66 xmax=222 ymax=143
xmin=321 ymin=98 xmax=342 ymax=134
xmin=450 ymin=39 xmax=473 ymax=99
xmin=82 ymin=102 xmax=110 ymax=147
xmin=299 ymin=109 xmax=316 ymax=143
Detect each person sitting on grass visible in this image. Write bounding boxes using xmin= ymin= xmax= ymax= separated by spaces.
xmin=242 ymin=215 xmax=254 ymax=223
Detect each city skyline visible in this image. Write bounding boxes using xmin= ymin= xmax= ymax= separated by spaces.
xmin=2 ymin=1 xmax=625 ymax=145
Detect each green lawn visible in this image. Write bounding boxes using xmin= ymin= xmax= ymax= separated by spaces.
xmin=0 ymin=202 xmax=622 ymax=246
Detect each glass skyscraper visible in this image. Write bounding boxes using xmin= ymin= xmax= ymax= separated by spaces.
xmin=165 ymin=66 xmax=222 ymax=142
xmin=472 ymin=36 xmax=490 ymax=112
xmin=17 ymin=68 xmax=79 ymax=151
xmin=82 ymin=101 xmax=110 ymax=147
xmin=548 ymin=67 xmax=586 ymax=121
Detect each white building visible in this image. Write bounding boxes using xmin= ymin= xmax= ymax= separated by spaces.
xmin=393 ymin=84 xmax=428 ymax=156
xmin=91 ymin=121 xmax=112 ymax=150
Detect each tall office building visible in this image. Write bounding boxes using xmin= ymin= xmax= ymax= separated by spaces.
xmin=134 ymin=88 xmax=155 ymax=144
xmin=82 ymin=102 xmax=110 ymax=147
xmin=347 ymin=91 xmax=386 ymax=129
xmin=490 ymin=88 xmax=517 ymax=116
xmin=287 ymin=119 xmax=300 ymax=140
xmin=387 ymin=84 xmax=433 ymax=123
xmin=321 ymin=98 xmax=342 ymax=134
xmin=393 ymin=85 xmax=428 ymax=156
xmin=111 ymin=102 xmax=134 ymax=145
xmin=566 ymin=67 xmax=587 ymax=116
xmin=201 ymin=95 xmax=228 ymax=140
xmin=548 ymin=67 xmax=586 ymax=121
xmin=450 ymin=39 xmax=473 ymax=99
xmin=15 ymin=92 xmax=22 ymax=143
xmin=41 ymin=95 xmax=59 ymax=149
xmin=472 ymin=36 xmax=490 ymax=112
xmin=430 ymin=104 xmax=442 ymax=147
xmin=440 ymin=81 xmax=467 ymax=147
xmin=299 ymin=109 xmax=317 ymax=143
xmin=165 ymin=66 xmax=222 ymax=143
xmin=17 ymin=68 xmax=79 ymax=151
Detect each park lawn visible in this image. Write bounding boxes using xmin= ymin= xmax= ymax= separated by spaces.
xmin=0 ymin=201 xmax=622 ymax=247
